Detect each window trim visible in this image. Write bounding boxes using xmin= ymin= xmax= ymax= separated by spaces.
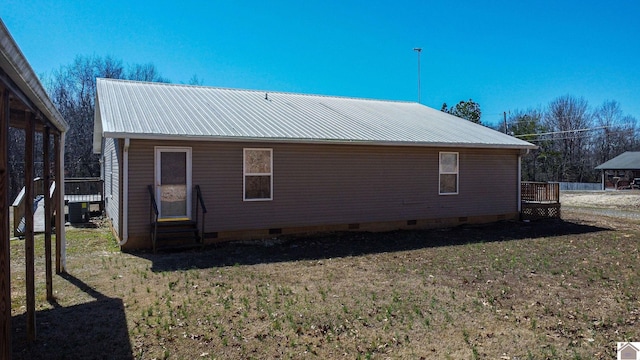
xmin=243 ymin=148 xmax=273 ymax=201
xmin=439 ymin=151 xmax=459 ymax=195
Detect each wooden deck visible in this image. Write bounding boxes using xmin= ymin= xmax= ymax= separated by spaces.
xmin=521 ymin=182 xmax=561 ymax=220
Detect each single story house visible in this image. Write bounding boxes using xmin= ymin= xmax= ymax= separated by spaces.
xmin=595 ymin=151 xmax=640 ymax=190
xmin=93 ymin=78 xmax=536 ymax=250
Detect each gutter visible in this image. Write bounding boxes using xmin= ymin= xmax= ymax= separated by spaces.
xmin=120 ymin=138 xmax=130 ymax=246
xmin=518 ymin=154 xmax=522 ymax=213
xmin=517 ymin=149 xmax=529 ymax=214
xmin=102 ymin=131 xmax=538 ymax=151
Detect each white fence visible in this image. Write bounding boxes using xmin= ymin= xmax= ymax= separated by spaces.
xmin=558 ymin=182 xmax=602 ymax=191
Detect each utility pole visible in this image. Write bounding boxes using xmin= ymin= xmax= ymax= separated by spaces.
xmin=504 ymin=111 xmax=508 ymax=134
xmin=413 ymin=48 xmax=422 ymax=103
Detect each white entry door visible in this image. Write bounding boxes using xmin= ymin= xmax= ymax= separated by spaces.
xmin=155 ymin=147 xmax=192 ymax=220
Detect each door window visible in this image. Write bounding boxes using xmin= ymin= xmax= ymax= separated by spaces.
xmin=155 ymin=147 xmax=192 ymax=218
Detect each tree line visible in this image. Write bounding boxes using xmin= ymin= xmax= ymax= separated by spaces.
xmin=442 ymin=97 xmax=639 ymax=183
xmin=7 ymin=55 xmax=202 ymax=200
xmin=494 ymin=96 xmax=638 ymax=183
xmin=7 ymin=55 xmax=639 ymax=200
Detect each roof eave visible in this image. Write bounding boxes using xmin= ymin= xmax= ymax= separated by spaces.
xmin=595 ymin=166 xmax=638 ymax=170
xmin=101 ymin=132 xmax=538 ymax=150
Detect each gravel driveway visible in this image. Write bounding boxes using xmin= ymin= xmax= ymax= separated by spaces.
xmin=560 ymin=190 xmax=640 ymax=221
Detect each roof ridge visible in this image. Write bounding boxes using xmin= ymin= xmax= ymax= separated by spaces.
xmin=96 ymin=78 xmax=416 ymax=104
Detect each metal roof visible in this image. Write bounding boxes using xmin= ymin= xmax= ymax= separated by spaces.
xmin=0 ymin=19 xmax=68 ymax=132
xmin=94 ymin=78 xmax=536 ymax=153
xmin=595 ymin=151 xmax=640 ymax=170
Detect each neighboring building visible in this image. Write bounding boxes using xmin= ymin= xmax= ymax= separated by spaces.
xmin=595 ymin=151 xmax=640 ymax=190
xmin=93 ymin=78 xmax=536 ymax=250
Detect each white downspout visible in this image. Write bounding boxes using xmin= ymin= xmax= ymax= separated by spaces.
xmin=517 ymin=154 xmax=522 ymax=213
xmin=120 ymin=138 xmax=130 ymax=246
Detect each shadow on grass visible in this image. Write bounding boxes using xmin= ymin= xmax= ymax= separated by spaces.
xmin=12 ymin=273 xmax=133 ymax=360
xmin=139 ymin=218 xmax=610 ymax=272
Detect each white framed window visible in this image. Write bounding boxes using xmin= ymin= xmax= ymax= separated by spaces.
xmin=439 ymin=152 xmax=458 ymax=195
xmin=243 ymin=148 xmax=273 ymax=201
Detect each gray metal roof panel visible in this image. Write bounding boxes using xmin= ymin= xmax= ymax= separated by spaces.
xmin=95 ymin=78 xmax=536 ymax=149
xmin=595 ymin=151 xmax=640 ymax=170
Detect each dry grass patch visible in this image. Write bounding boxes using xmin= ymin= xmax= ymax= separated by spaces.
xmin=10 ymin=211 xmax=640 ymax=359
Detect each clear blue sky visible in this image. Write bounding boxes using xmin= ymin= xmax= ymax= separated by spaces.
xmin=3 ymin=0 xmax=640 ymax=126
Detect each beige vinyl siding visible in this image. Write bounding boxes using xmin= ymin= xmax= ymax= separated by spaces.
xmin=127 ymin=140 xmax=155 ymax=240
xmin=459 ymin=150 xmax=519 ymax=215
xmin=103 ymin=137 xmax=121 ymax=236
xmin=125 ymin=139 xmax=519 ymax=241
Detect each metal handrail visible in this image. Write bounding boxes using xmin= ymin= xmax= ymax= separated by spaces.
xmin=195 ymin=185 xmax=207 ymax=246
xmin=147 ymin=185 xmax=159 ymax=252
xmin=147 ymin=185 xmax=159 ymax=216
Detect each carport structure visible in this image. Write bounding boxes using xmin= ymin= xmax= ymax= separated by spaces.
xmin=1 ymin=20 xmax=69 ymax=358
xmin=595 ymin=151 xmax=640 ymax=190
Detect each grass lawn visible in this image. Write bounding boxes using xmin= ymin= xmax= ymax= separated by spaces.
xmin=9 ymin=210 xmax=640 ymax=359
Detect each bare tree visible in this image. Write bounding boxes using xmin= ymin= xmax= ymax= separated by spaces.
xmin=8 ymin=55 xmax=174 ymax=199
xmin=543 ymin=95 xmax=593 ymax=182
xmin=45 ymin=56 xmax=123 ymax=177
xmin=501 ymin=110 xmax=548 ymax=181
xmin=127 ymin=63 xmax=170 ymax=83
xmin=592 ymin=100 xmax=638 ymax=165
xmin=7 ymin=129 xmax=48 ymax=202
xmin=187 ymin=74 xmax=204 ymax=86
xmin=45 ymin=55 xmax=169 ymax=178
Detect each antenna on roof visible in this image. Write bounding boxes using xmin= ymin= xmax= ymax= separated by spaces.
xmin=413 ymin=48 xmax=422 ymax=104
xmin=265 ymin=92 xmax=268 ymax=100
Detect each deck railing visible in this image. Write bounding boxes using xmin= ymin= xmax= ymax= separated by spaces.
xmin=520 ymin=181 xmax=561 ymax=220
xmin=64 ymin=178 xmax=104 ymax=206
xmin=521 ymin=182 xmax=560 ymax=203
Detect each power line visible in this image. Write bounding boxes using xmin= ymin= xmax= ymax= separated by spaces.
xmin=519 ymin=128 xmax=635 ymax=142
xmin=515 ymin=123 xmax=637 ymax=139
xmin=515 ymin=126 xmax=608 ymax=138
